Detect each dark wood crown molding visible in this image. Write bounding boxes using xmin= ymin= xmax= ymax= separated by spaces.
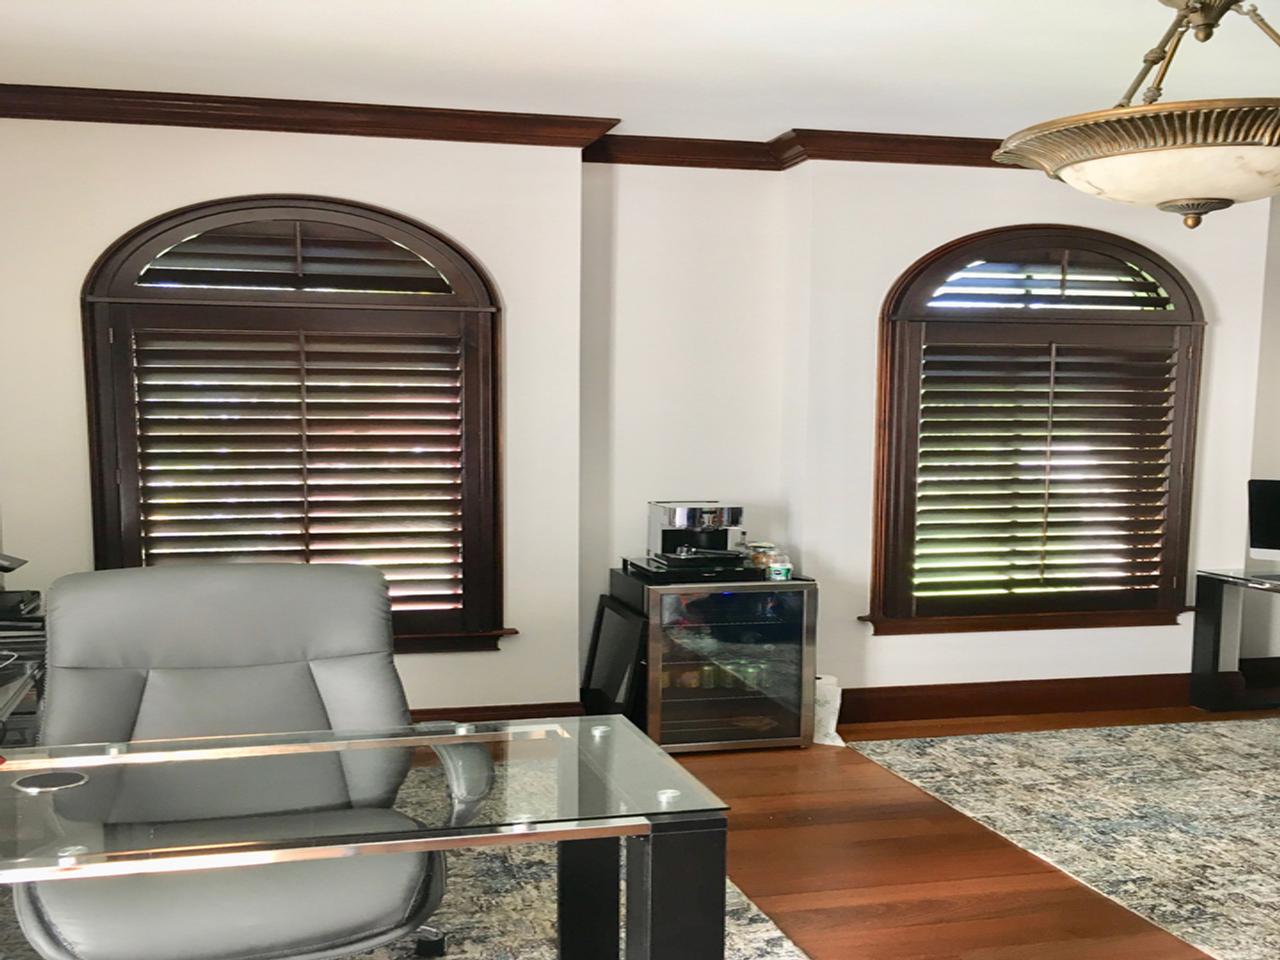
xmin=0 ymin=83 xmax=620 ymax=148
xmin=0 ymin=83 xmax=1018 ymax=169
xmin=583 ymin=134 xmax=779 ymax=170
xmin=772 ymin=128 xmax=1010 ymax=169
xmin=587 ymin=128 xmax=1013 ymax=172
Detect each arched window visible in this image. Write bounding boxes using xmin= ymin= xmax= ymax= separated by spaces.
xmin=867 ymin=225 xmax=1204 ymax=635
xmin=83 ymin=197 xmax=501 ymax=648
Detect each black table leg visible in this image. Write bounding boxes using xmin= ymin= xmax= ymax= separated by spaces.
xmin=1191 ymin=574 xmax=1228 ymax=710
xmin=558 ymin=837 xmax=621 ymax=960
xmin=625 ymin=813 xmax=726 ymax=960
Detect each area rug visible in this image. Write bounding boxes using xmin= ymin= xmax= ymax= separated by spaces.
xmin=855 ymin=718 xmax=1280 ymax=960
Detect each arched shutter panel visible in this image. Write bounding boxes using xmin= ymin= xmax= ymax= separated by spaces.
xmin=138 ymin=219 xmax=454 ymax=296
xmin=84 ymin=198 xmax=501 ymax=646
xmin=869 ymin=226 xmax=1203 ymax=635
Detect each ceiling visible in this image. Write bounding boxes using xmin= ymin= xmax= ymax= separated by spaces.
xmin=1 ymin=1 xmax=1276 ymax=140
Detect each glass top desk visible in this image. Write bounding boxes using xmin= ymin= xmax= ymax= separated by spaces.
xmin=0 ymin=662 xmax=38 ymax=725
xmin=1194 ymin=569 xmax=1280 ymax=711
xmin=0 ymin=715 xmax=728 ymax=960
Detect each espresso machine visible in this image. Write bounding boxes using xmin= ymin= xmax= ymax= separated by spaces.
xmin=623 ymin=501 xmax=761 ymax=583
xmin=648 ymin=501 xmax=745 ymax=555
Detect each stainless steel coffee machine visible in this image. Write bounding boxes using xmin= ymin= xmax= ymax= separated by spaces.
xmin=620 ymin=501 xmax=757 ymax=583
xmin=646 ymin=501 xmax=746 ymax=556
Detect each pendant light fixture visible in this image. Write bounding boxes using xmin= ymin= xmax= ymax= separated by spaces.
xmin=995 ymin=1 xmax=1280 ymax=228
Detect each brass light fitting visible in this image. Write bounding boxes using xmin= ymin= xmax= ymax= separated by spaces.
xmin=995 ymin=1 xmax=1280 ymax=228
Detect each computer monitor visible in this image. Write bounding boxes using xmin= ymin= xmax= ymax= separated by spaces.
xmin=0 ymin=553 xmax=26 ymax=574
xmin=1248 ymin=480 xmax=1280 ymax=561
xmin=0 ymin=551 xmax=25 ymax=591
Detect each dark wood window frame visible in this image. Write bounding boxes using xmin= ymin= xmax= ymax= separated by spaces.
xmin=866 ymin=224 xmax=1205 ymax=636
xmin=82 ymin=195 xmax=510 ymax=652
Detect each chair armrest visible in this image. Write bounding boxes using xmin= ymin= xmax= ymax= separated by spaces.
xmin=418 ymin=722 xmax=496 ymax=827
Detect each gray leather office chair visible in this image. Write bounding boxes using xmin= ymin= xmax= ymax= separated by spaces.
xmin=12 ymin=563 xmax=490 ymax=960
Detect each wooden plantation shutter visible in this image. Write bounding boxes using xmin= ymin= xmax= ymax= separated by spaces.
xmin=912 ymin=323 xmax=1190 ymax=616
xmin=133 ymin=321 xmax=468 ymax=611
xmin=137 ymin=219 xmax=455 ymax=296
xmin=868 ymin=226 xmax=1204 ymax=635
xmin=924 ymin=257 xmax=1175 ymax=312
xmin=85 ymin=198 xmax=501 ymax=647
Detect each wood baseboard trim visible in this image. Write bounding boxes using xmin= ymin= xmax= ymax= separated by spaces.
xmin=409 ymin=701 xmax=585 ymax=723
xmin=840 ymin=674 xmax=1193 ymax=724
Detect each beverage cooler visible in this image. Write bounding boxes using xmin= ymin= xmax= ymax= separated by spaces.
xmin=601 ymin=568 xmax=818 ymax=752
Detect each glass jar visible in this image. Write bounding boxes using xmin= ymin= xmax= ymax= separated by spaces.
xmin=747 ymin=541 xmax=777 ymax=569
xmin=766 ymin=553 xmax=794 ymax=581
xmin=675 ymin=668 xmax=702 ymax=690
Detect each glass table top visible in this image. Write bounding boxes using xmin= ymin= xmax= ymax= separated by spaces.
xmin=0 ymin=661 xmax=38 ymax=723
xmin=0 ymin=714 xmax=725 ymax=883
xmin=1198 ymin=569 xmax=1280 ymax=590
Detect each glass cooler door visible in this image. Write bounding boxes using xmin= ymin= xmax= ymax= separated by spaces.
xmin=650 ymin=583 xmax=812 ymax=748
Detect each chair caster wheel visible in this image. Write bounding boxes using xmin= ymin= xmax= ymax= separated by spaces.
xmin=415 ymin=929 xmax=448 ymax=957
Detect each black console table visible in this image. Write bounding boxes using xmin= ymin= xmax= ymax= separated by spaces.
xmin=1192 ymin=569 xmax=1280 ymax=710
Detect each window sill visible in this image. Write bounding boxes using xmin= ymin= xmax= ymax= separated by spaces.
xmin=394 ymin=628 xmax=519 ymax=654
xmin=859 ymin=609 xmax=1189 ymax=636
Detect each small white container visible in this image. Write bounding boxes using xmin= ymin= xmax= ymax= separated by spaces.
xmin=813 ymin=674 xmax=845 ymax=746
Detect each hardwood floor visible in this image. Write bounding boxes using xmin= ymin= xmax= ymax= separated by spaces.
xmin=675 ymin=708 xmax=1261 ymax=960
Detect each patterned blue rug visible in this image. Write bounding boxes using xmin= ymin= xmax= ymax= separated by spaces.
xmin=0 ymin=844 xmax=805 ymax=959
xmin=856 ymin=718 xmax=1280 ymax=960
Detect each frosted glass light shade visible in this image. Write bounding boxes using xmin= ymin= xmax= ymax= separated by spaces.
xmin=995 ymin=99 xmax=1280 ymax=225
xmin=1058 ymin=145 xmax=1280 ymax=205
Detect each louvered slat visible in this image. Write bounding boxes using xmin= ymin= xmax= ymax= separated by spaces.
xmin=911 ymin=340 xmax=1177 ymax=605
xmin=137 ymin=219 xmax=454 ymax=295
xmin=927 ymin=253 xmax=1175 ymax=313
xmin=134 ymin=328 xmax=465 ymax=613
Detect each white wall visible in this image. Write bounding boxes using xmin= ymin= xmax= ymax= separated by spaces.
xmin=4 ymin=115 xmax=1275 ymax=703
xmin=0 ymin=119 xmax=583 ymax=710
xmin=579 ymin=164 xmax=790 ymax=652
xmin=1241 ymin=199 xmax=1280 ymax=658
xmin=785 ymin=161 xmax=1272 ymax=688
